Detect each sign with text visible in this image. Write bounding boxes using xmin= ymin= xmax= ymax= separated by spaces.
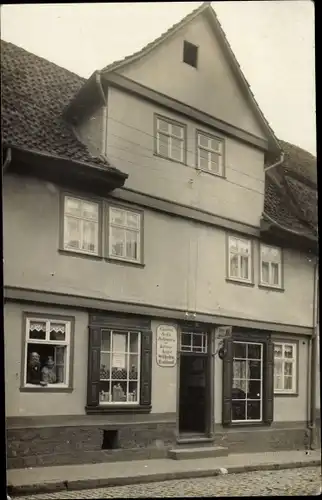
xmin=156 ymin=325 xmax=177 ymax=367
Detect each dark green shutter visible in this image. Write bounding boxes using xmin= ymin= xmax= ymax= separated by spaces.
xmin=222 ymin=337 xmax=233 ymax=426
xmin=263 ymin=338 xmax=274 ymax=425
xmin=86 ymin=326 xmax=101 ymax=407
xmin=140 ymin=330 xmax=152 ymax=407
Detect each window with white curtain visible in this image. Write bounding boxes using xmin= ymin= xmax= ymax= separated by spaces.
xmin=228 ymin=236 xmax=252 ymax=283
xmin=63 ymin=196 xmax=99 ymax=255
xmin=260 ymin=244 xmax=282 ymax=288
xmin=274 ymin=342 xmax=297 ymax=394
xmin=109 ymin=206 xmax=142 ymax=263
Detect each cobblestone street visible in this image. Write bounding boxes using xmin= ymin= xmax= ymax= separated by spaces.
xmin=12 ymin=466 xmax=321 ymax=498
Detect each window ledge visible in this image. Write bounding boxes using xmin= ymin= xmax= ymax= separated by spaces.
xmin=224 ymin=421 xmax=271 ymax=429
xmin=274 ymin=392 xmax=298 ymax=398
xmin=153 ymin=152 xmax=186 ymax=166
xmin=195 ymin=168 xmax=225 ymax=180
xmin=85 ymin=405 xmax=152 ymax=415
xmin=258 ymin=284 xmax=285 ymax=292
xmin=226 ymin=278 xmax=255 ymax=288
xmin=105 ymin=257 xmax=145 ymax=268
xmin=59 ymin=248 xmax=103 ymax=261
xmin=20 ymin=386 xmax=73 ymax=393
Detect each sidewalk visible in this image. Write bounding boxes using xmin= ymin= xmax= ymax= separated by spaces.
xmin=7 ymin=449 xmax=321 ymax=496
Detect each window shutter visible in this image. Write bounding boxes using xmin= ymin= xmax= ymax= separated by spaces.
xmin=86 ymin=326 xmax=101 ymax=407
xmin=263 ymin=338 xmax=274 ymax=425
xmin=222 ymin=337 xmax=233 ymax=426
xmin=140 ymin=330 xmax=152 ymax=408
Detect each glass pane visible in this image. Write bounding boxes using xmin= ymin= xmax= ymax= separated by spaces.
xmin=49 ymin=323 xmax=66 ymax=341
xmin=171 ymin=124 xmax=183 ymax=138
xmin=100 ymin=352 xmax=111 ymax=380
xmin=199 ymin=148 xmax=209 ymax=160
xmin=284 ymin=361 xmax=293 ymax=376
xmin=271 ymin=263 xmax=279 ymax=285
xmin=29 ymin=321 xmax=46 ymax=340
xmin=199 ymin=156 xmax=209 ymax=170
xmin=284 ymin=345 xmax=294 ymax=358
xmin=171 ymin=137 xmax=183 ymax=161
xmin=82 ymin=220 xmax=98 ymax=253
xmin=274 ymin=359 xmax=283 ymax=376
xmin=284 ymin=376 xmax=293 ymax=390
xmin=247 ymin=401 xmax=261 ymax=420
xmin=229 ymin=237 xmax=238 ymax=251
xmin=274 ymin=375 xmax=283 ymax=390
xmin=248 ymin=380 xmax=261 ymax=399
xmin=65 ymin=217 xmax=81 ymax=249
xmin=232 ymin=400 xmax=246 ymax=421
xmin=111 ymin=227 xmax=125 ymax=257
xmin=125 ymin=230 xmax=138 ymax=260
xmin=129 ymin=354 xmax=139 ymax=380
xmin=101 ymin=331 xmax=111 ymax=352
xmin=158 ymin=119 xmax=170 ymax=133
xmin=261 ymin=261 xmax=269 ymax=283
xmin=274 ymin=344 xmax=283 ymax=358
xmin=126 ymin=212 xmax=140 ymax=229
xmin=233 ymin=342 xmax=246 ymax=359
xmin=233 ymin=360 xmax=248 ymax=379
xmin=210 ymin=152 xmax=220 ymax=173
xmin=128 ymin=381 xmax=138 ymax=402
xmin=110 ymin=207 xmax=126 ymax=226
xmin=240 ymin=256 xmax=249 ymax=279
xmin=130 ymin=332 xmax=139 ymax=353
xmin=230 ymin=254 xmax=239 ymax=277
xmin=249 ymin=360 xmax=261 ymax=380
xmin=232 ymin=379 xmax=247 ymax=398
xmin=210 ymin=137 xmax=222 ymax=152
xmin=192 ymin=333 xmax=203 ymax=348
xmin=26 ymin=344 xmax=62 ymax=385
xmin=181 ymin=332 xmax=191 ymax=349
xmin=238 ymin=240 xmax=250 ymax=254
xmin=65 ymin=197 xmax=82 ymax=217
xmin=55 ymin=347 xmax=65 ymax=383
xmin=99 ymin=383 xmax=111 ymax=403
xmin=199 ymin=134 xmax=209 ymax=148
xmin=82 ymin=201 xmax=98 ymax=221
xmin=111 ymin=381 xmax=127 ymax=402
xmin=261 ymin=245 xmax=269 ymax=258
xmin=248 ymin=344 xmax=261 ymax=359
xmin=158 ymin=133 xmax=169 ymax=157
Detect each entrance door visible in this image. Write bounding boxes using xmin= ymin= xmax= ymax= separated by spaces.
xmin=179 ymin=353 xmax=208 ymax=434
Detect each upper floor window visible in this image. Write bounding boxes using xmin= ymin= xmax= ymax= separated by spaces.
xmin=260 ymin=244 xmax=282 ymax=288
xmin=197 ymin=131 xmax=224 ymax=176
xmin=274 ymin=342 xmax=297 ymax=394
xmin=228 ymin=236 xmax=252 ymax=283
xmin=108 ymin=206 xmax=142 ymax=263
xmin=64 ymin=196 xmax=99 ymax=255
xmin=183 ymin=40 xmax=198 ymax=68
xmin=155 ymin=116 xmax=185 ymax=163
xmin=22 ymin=316 xmax=73 ymax=390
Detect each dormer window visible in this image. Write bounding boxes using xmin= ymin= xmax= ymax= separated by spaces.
xmin=183 ymin=41 xmax=198 ymax=68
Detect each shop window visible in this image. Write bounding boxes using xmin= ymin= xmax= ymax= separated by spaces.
xmin=22 ymin=316 xmax=73 ymax=390
xmin=274 ymin=342 xmax=297 ymax=394
xmin=222 ymin=334 xmax=274 ymax=426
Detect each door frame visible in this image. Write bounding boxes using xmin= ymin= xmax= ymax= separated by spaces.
xmin=175 ymin=324 xmax=215 ymax=441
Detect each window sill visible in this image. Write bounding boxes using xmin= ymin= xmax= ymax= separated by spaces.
xmin=20 ymin=386 xmax=73 ymax=393
xmin=195 ymin=167 xmax=225 ymax=179
xmin=224 ymin=421 xmax=271 ymax=429
xmin=105 ymin=257 xmax=145 ymax=268
xmin=258 ymin=284 xmax=285 ymax=292
xmin=59 ymin=248 xmax=103 ymax=261
xmin=85 ymin=405 xmax=152 ymax=415
xmin=274 ymin=391 xmax=298 ymax=398
xmin=226 ymin=278 xmax=255 ymax=288
xmin=153 ymin=152 xmax=186 ymax=166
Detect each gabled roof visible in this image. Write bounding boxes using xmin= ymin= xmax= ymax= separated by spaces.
xmin=1 ymin=40 xmax=122 ymax=175
xmin=101 ymin=1 xmax=280 ymax=152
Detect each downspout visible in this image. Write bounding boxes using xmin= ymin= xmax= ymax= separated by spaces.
xmin=96 ymin=71 xmax=108 ymax=158
xmin=309 ymin=257 xmax=319 ymax=449
xmin=2 ymin=148 xmax=12 ymax=172
xmin=264 ymin=151 xmax=284 ymax=173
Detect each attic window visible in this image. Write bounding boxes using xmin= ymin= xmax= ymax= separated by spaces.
xmin=183 ymin=41 xmax=198 ymax=68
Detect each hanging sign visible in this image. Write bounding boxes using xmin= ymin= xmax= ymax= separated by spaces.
xmin=156 ymin=325 xmax=177 ymax=367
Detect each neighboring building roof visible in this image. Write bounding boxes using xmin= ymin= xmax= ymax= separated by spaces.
xmin=101 ymin=1 xmax=280 ymax=153
xmin=1 ymin=40 xmax=117 ymax=173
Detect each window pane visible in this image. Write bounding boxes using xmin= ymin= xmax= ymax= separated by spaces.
xmin=274 ymin=359 xmax=283 ymax=376
xmin=274 ymin=375 xmax=283 ymax=390
xmin=110 ymin=208 xmax=126 ymax=226
xmin=128 ymin=381 xmax=138 ymax=402
xmin=126 ymin=212 xmax=140 ymax=229
xmin=238 ymin=240 xmax=250 ymax=254
xmin=233 ymin=360 xmax=248 ymax=379
xmin=49 ymin=323 xmax=66 ymax=341
xmin=26 ymin=343 xmax=65 ymax=385
xmin=82 ymin=201 xmax=98 ymax=221
xmin=274 ymin=345 xmax=283 ymax=358
xmin=248 ymin=344 xmax=261 ymax=359
xmin=247 ymin=400 xmax=261 ymax=420
xmin=210 ymin=137 xmax=222 ymax=152
xmin=199 ymin=148 xmax=209 ymax=160
xmin=82 ymin=220 xmax=98 ymax=253
xmin=65 ymin=217 xmax=81 ymax=249
xmin=230 ymin=254 xmax=239 ymax=277
xmin=112 ymin=381 xmax=127 ymax=402
xmin=248 ymin=380 xmax=261 ymax=399
xmin=125 ymin=230 xmax=139 ymax=260
xmin=110 ymin=227 xmax=125 ymax=257
xmin=130 ymin=332 xmax=139 ymax=353
xmin=129 ymin=354 xmax=139 ymax=379
xmin=29 ymin=321 xmax=46 ymax=340
xmin=55 ymin=346 xmax=65 ymax=383
xmin=232 ymin=379 xmax=247 ymax=396
xmin=181 ymin=332 xmax=191 ymax=349
xmin=233 ymin=342 xmax=246 ymax=359
xmin=229 ymin=237 xmax=238 ymax=251
xmin=101 ymin=331 xmax=111 ymax=352
xmin=171 ymin=137 xmax=183 ymax=161
xmin=249 ymin=360 xmax=261 ymax=379
xmin=198 ymin=134 xmax=209 ymax=148
xmin=284 ymin=376 xmax=293 ymax=390
xmin=158 ymin=133 xmax=169 ymax=157
xmin=284 ymin=345 xmax=294 ymax=358
xmin=65 ymin=197 xmax=82 ymax=217
xmin=284 ymin=361 xmax=293 ymax=376
xmin=100 ymin=352 xmax=110 ymax=380
xmin=210 ymin=152 xmax=220 ymax=173
xmin=240 ymin=255 xmax=249 ymax=279
xmin=199 ymin=156 xmax=209 ymax=170
xmin=232 ymin=400 xmax=246 ymax=421
xmin=171 ymin=124 xmax=183 ymax=138
xmin=271 ymin=263 xmax=280 ymax=285
xmin=261 ymin=261 xmax=269 ymax=283
xmin=158 ymin=119 xmax=170 ymax=133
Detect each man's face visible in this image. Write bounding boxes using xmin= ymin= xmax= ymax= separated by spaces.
xmin=30 ymin=352 xmax=40 ymax=367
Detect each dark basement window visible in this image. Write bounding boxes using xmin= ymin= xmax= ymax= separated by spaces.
xmin=183 ymin=41 xmax=198 ymax=68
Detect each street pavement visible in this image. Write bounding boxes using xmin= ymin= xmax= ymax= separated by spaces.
xmin=12 ymin=466 xmax=322 ymax=498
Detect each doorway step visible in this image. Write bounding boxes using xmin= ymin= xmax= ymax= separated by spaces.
xmin=168 ymin=439 xmax=228 ymax=460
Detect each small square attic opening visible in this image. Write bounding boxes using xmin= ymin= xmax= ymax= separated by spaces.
xmin=183 ymin=41 xmax=198 ymax=68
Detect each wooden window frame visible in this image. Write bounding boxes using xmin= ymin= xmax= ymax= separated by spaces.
xmin=259 ymin=244 xmax=283 ymax=290
xmin=226 ymin=235 xmax=254 ymax=286
xmin=86 ymin=314 xmax=152 ymax=414
xmin=154 ymin=114 xmax=187 ymax=164
xmin=273 ymin=341 xmax=298 ymax=396
xmin=20 ymin=312 xmax=75 ymax=393
xmin=222 ymin=330 xmax=273 ymax=427
xmin=196 ymin=130 xmax=225 ymax=177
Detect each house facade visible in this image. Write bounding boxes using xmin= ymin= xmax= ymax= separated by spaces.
xmin=3 ymin=2 xmax=318 ymax=469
